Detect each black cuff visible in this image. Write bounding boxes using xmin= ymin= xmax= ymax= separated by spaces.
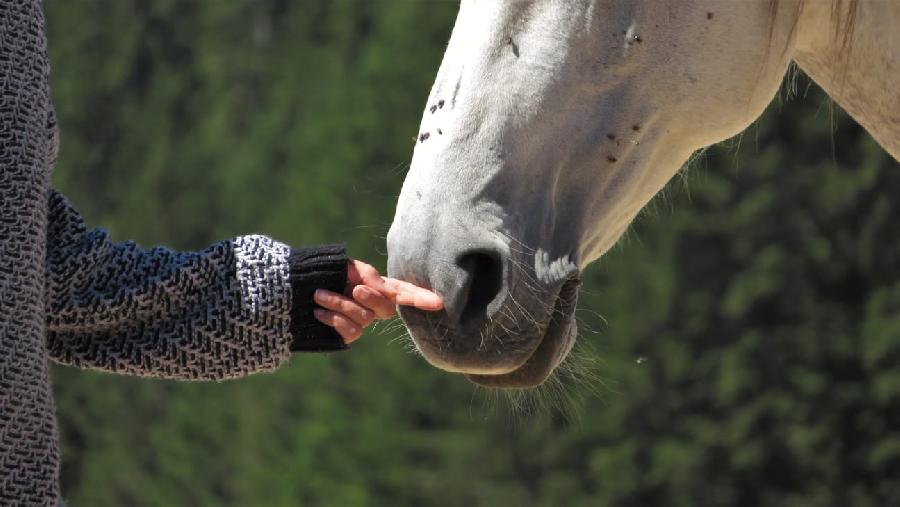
xmin=288 ymin=244 xmax=350 ymax=352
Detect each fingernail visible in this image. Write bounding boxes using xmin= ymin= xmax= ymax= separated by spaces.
xmin=313 ymin=309 xmax=325 ymax=318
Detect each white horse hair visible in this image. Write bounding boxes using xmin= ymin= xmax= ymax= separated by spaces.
xmin=387 ymin=0 xmax=899 ymax=388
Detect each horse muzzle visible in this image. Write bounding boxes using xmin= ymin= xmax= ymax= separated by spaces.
xmin=388 ymin=226 xmax=580 ymax=388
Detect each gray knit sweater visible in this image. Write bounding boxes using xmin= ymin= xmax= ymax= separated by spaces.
xmin=1 ymin=2 xmax=350 ymax=504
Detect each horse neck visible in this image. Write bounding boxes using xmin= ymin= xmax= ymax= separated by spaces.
xmin=793 ymin=0 xmax=900 ymax=161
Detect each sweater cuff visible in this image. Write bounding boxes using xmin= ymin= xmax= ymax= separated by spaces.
xmin=288 ymin=244 xmax=350 ymax=352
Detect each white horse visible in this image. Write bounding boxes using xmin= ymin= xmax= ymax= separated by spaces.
xmin=387 ymin=0 xmax=899 ymax=388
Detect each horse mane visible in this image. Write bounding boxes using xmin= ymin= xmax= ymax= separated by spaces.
xmin=770 ymin=0 xmax=860 ymax=58
xmin=766 ymin=0 xmax=860 ymax=89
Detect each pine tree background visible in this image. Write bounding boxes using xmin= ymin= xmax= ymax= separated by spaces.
xmin=45 ymin=1 xmax=900 ymax=505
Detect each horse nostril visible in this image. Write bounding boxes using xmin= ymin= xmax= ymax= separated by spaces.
xmin=456 ymin=251 xmax=505 ymax=329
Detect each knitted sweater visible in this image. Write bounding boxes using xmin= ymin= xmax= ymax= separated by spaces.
xmin=1 ymin=2 xmax=350 ymax=504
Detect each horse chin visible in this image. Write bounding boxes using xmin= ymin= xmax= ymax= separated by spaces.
xmin=399 ymin=276 xmax=580 ymax=388
xmin=466 ymin=277 xmax=580 ymax=389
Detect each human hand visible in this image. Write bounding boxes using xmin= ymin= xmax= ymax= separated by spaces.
xmin=313 ymin=260 xmax=443 ymax=344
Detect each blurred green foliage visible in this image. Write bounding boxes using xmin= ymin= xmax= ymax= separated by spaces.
xmin=45 ymin=1 xmax=899 ymax=506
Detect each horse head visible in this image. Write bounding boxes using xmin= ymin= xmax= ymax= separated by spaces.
xmin=387 ymin=0 xmax=887 ymax=388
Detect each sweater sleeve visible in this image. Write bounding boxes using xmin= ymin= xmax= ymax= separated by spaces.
xmin=44 ymin=190 xmax=349 ymax=381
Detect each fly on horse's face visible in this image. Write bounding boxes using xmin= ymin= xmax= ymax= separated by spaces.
xmin=387 ymin=0 xmax=892 ymax=388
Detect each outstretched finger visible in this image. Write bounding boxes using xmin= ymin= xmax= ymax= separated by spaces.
xmin=383 ymin=278 xmax=444 ymax=311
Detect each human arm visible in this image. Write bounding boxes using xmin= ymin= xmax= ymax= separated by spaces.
xmin=44 ymin=189 xmax=350 ymax=380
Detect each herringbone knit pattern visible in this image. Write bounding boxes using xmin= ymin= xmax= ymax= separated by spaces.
xmin=45 ymin=192 xmax=297 ymax=380
xmin=1 ymin=1 xmax=60 ymax=504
